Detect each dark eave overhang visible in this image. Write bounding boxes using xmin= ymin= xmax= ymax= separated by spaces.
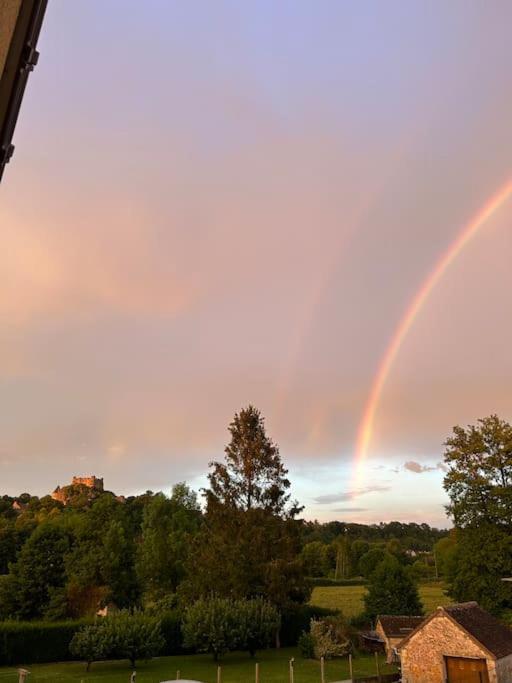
xmin=0 ymin=0 xmax=47 ymax=183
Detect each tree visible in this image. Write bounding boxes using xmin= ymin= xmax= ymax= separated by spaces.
xmin=106 ymin=610 xmax=164 ymax=669
xmin=136 ymin=485 xmax=201 ymax=604
xmin=434 ymin=534 xmax=458 ymax=577
xmin=184 ymin=407 xmax=309 ymax=615
xmin=358 ymin=547 xmax=387 ymax=579
xmin=443 ymin=416 xmax=512 ymax=613
xmin=10 ymin=522 xmax=71 ymax=619
xmin=182 ymin=597 xmax=239 ymax=660
xmin=364 ymin=556 xmax=423 ymax=621
xmin=70 ymin=623 xmax=110 ymax=671
xmin=447 ymin=525 xmax=512 ymax=614
xmin=443 ymin=415 xmax=512 ymax=530
xmin=237 ymin=598 xmax=280 ymax=656
xmin=301 ymin=542 xmax=330 ymax=577
xmin=206 ymin=405 xmax=300 ymax=516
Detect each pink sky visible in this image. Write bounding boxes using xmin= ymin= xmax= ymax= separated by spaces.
xmin=1 ymin=1 xmax=512 ymax=527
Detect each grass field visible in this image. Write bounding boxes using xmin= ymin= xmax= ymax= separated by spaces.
xmin=0 ymin=648 xmax=396 ymax=682
xmin=310 ymin=582 xmax=451 ymax=617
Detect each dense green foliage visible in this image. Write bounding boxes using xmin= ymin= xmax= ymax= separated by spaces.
xmin=443 ymin=415 xmax=512 ymax=614
xmin=182 ymin=597 xmax=280 ymax=660
xmin=364 ymin=556 xmax=423 ymax=621
xmin=70 ymin=611 xmax=164 ymax=670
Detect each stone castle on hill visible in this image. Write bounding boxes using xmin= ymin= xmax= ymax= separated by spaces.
xmin=51 ymin=475 xmax=104 ymax=504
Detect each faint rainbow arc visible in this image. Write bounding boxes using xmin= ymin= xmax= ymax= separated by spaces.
xmin=353 ymin=178 xmax=512 ymax=486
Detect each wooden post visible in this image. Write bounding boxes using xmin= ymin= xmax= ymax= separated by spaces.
xmin=176 ymin=671 xmax=180 ymax=680
xmin=375 ymin=651 xmax=381 ymax=682
xmin=289 ymin=657 xmax=295 ymax=683
xmin=349 ymin=653 xmax=353 ymax=682
xmin=217 ymin=665 xmax=222 ymax=683
xmin=130 ymin=672 xmax=136 ymax=683
xmin=255 ymin=662 xmax=260 ymax=683
xmin=320 ymin=655 xmax=325 ymax=683
xmin=18 ymin=670 xmax=30 ymax=683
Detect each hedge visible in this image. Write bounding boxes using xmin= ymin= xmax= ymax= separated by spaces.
xmin=0 ymin=620 xmax=90 ymax=665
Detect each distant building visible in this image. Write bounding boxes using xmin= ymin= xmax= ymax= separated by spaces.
xmin=51 ymin=475 xmax=104 ymax=504
xmin=11 ymin=500 xmax=28 ymax=512
xmin=399 ymin=602 xmax=512 ymax=683
xmin=375 ymin=615 xmax=425 ymax=663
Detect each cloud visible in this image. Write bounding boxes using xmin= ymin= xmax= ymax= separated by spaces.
xmin=314 ymin=485 xmax=391 ymax=504
xmin=333 ymin=507 xmax=368 ymax=512
xmin=404 ymin=461 xmax=448 ymax=474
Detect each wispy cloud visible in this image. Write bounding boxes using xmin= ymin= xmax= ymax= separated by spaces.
xmin=314 ymin=485 xmax=391 ymax=504
xmin=404 ymin=461 xmax=447 ymax=474
xmin=333 ymin=507 xmax=368 ymax=512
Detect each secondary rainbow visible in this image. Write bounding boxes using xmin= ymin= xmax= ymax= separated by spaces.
xmin=353 ymin=178 xmax=512 ymax=486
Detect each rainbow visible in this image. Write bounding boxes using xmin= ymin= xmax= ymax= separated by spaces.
xmin=353 ymin=178 xmax=512 ymax=486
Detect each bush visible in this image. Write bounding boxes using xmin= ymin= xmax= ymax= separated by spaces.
xmin=0 ymin=620 xmax=89 ymax=665
xmin=106 ymin=611 xmax=164 ymax=668
xmin=237 ymin=598 xmax=280 ymax=656
xmin=70 ymin=611 xmax=164 ymax=670
xmin=298 ymin=631 xmax=315 ymax=658
xmin=310 ymin=616 xmax=351 ymax=659
xmin=69 ymin=623 xmax=110 ymax=671
xmin=182 ymin=597 xmax=239 ymax=660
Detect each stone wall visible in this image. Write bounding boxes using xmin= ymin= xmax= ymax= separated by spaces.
xmin=400 ymin=613 xmax=497 ymax=683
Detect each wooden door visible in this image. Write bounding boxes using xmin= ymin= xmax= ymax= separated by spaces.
xmin=445 ymin=657 xmax=489 ymax=683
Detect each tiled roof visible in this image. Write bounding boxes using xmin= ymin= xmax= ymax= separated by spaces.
xmin=377 ymin=615 xmax=425 ymax=638
xmin=443 ymin=602 xmax=512 ymax=660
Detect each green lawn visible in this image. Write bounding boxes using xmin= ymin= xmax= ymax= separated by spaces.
xmin=310 ymin=582 xmax=451 ymax=617
xmin=0 ymin=648 xmax=396 ymax=682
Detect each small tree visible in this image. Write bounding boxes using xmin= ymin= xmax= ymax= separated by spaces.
xmin=238 ymin=598 xmax=280 ymax=656
xmin=182 ymin=597 xmax=239 ymax=660
xmin=106 ymin=611 xmax=164 ymax=669
xmin=70 ymin=623 xmax=110 ymax=671
xmin=364 ymin=556 xmax=423 ymax=622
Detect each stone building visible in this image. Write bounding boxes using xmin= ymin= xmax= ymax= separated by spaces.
xmin=375 ymin=615 xmax=425 ymax=663
xmin=399 ymin=602 xmax=512 ymax=683
xmin=51 ymin=475 xmax=104 ymax=504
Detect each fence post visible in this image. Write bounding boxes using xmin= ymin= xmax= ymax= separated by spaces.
xmin=18 ymin=670 xmax=30 ymax=683
xmin=289 ymin=657 xmax=295 ymax=683
xmin=375 ymin=651 xmax=381 ymax=682
xmin=349 ymin=653 xmax=353 ymax=682
xmin=217 ymin=665 xmax=222 ymax=683
xmin=176 ymin=671 xmax=180 ymax=680
xmin=320 ymin=656 xmax=325 ymax=683
xmin=255 ymin=661 xmax=260 ymax=683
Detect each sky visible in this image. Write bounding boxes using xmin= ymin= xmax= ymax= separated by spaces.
xmin=1 ymin=1 xmax=512 ymax=527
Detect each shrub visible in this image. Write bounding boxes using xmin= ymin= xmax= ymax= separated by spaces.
xmin=237 ymin=598 xmax=280 ymax=656
xmin=310 ymin=616 xmax=351 ymax=660
xmin=298 ymin=631 xmax=315 ymax=658
xmin=105 ymin=610 xmax=164 ymax=669
xmin=69 ymin=623 xmax=110 ymax=671
xmin=182 ymin=597 xmax=239 ymax=660
xmin=70 ymin=611 xmax=164 ymax=670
